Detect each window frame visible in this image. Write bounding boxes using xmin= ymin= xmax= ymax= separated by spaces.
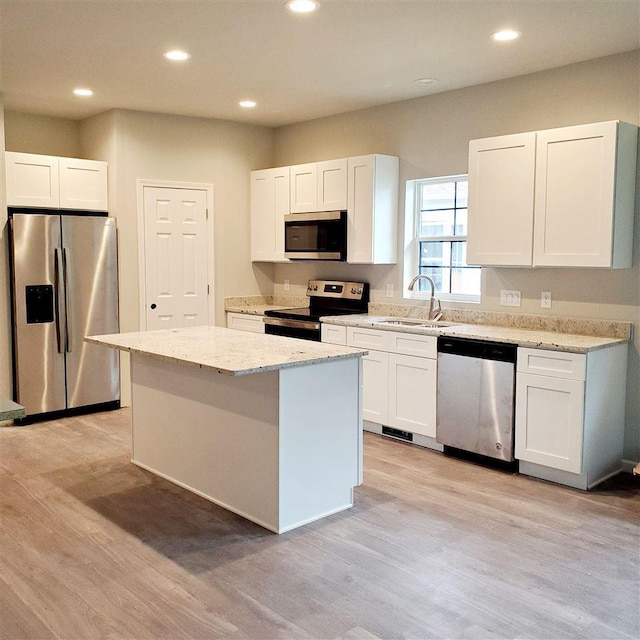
xmin=404 ymin=174 xmax=481 ymax=304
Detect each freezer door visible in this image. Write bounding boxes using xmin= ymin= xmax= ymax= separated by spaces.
xmin=10 ymin=214 xmax=66 ymax=414
xmin=62 ymin=216 xmax=120 ymax=408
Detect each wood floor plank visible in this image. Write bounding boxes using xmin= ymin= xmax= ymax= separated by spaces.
xmin=1 ymin=408 xmax=638 ymax=640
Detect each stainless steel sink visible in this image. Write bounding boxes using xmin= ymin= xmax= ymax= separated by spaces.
xmin=374 ymin=317 xmax=457 ymax=328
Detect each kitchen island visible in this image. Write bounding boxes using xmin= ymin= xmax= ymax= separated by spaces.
xmin=86 ymin=326 xmax=366 ymax=533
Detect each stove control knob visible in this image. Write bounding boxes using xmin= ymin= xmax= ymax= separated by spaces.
xmin=313 ymin=285 xmax=318 ymax=291
xmin=351 ymin=287 xmax=356 ymax=294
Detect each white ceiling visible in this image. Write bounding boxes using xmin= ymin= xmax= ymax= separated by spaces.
xmin=2 ymin=1 xmax=639 ymax=128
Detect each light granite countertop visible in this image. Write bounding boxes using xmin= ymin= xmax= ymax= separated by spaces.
xmin=225 ymin=303 xmax=296 ymax=316
xmin=86 ymin=326 xmax=367 ymax=376
xmin=0 ymin=397 xmax=26 ymax=421
xmin=321 ymin=315 xmax=629 ymax=353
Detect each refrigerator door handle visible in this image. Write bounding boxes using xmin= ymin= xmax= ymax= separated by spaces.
xmin=62 ymin=248 xmax=71 ymax=353
xmin=54 ymin=248 xmax=64 ymax=354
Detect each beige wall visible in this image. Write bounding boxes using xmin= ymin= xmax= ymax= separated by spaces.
xmin=4 ymin=111 xmax=81 ymax=157
xmin=273 ymin=51 xmax=640 ymax=462
xmin=0 ymin=98 xmax=11 ymax=399
xmin=79 ymin=109 xmax=274 ymax=403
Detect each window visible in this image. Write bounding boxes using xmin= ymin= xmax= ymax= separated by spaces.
xmin=405 ymin=175 xmax=481 ymax=302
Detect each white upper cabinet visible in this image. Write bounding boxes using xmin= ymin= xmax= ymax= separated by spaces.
xmin=467 ymin=121 xmax=638 ymax=268
xmin=317 ymin=158 xmax=348 ymax=210
xmin=347 ymin=154 xmax=399 ymax=264
xmin=289 ymin=162 xmax=318 ymax=213
xmin=250 ymin=166 xmax=290 ymax=262
xmin=58 ymin=157 xmax=108 ymax=211
xmin=533 ymin=121 xmax=636 ymax=268
xmin=6 ymin=152 xmax=108 ymax=211
xmin=467 ymin=133 xmax=536 ymax=266
xmin=252 ymin=153 xmax=398 ymax=263
xmin=5 ymin=152 xmax=60 ymax=208
xmin=290 ymin=159 xmax=347 ymax=213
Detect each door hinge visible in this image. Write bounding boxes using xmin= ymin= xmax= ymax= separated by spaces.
xmin=207 ymin=284 xmax=210 ymax=295
xmin=206 ymin=208 xmax=209 ymax=220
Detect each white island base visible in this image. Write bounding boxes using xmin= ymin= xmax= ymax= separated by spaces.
xmin=130 ymin=352 xmax=362 ymax=534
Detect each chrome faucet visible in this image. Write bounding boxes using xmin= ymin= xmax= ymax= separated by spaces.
xmin=408 ymin=274 xmax=442 ymax=321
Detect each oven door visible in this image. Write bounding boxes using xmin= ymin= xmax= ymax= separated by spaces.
xmin=284 ymin=211 xmax=347 ymax=261
xmin=263 ymin=317 xmax=321 ymax=341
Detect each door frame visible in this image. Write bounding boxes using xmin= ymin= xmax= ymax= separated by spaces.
xmin=136 ymin=179 xmax=215 ymax=330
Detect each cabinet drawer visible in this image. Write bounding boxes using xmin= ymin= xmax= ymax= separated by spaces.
xmin=517 ymin=348 xmax=586 ymax=381
xmin=388 ymin=331 xmax=437 ymax=358
xmin=347 ymin=326 xmax=390 ymax=351
xmin=321 ymin=324 xmax=347 ymax=345
xmin=226 ymin=312 xmax=265 ymax=333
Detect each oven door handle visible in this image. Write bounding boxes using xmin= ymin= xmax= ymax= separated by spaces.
xmin=263 ymin=317 xmax=321 ymax=331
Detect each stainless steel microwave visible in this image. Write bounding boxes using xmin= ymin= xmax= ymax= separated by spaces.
xmin=284 ymin=210 xmax=347 ymax=261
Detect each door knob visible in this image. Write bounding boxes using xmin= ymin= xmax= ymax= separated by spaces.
xmin=150 ymin=303 xmax=157 ymax=309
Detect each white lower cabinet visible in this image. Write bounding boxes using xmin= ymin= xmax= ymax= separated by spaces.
xmin=362 ymin=350 xmax=389 ymax=424
xmin=320 ymin=323 xmax=347 ymax=345
xmin=226 ymin=312 xmax=265 ymax=333
xmin=342 ymin=326 xmax=440 ymax=449
xmin=388 ymin=354 xmax=437 ymax=438
xmin=515 ymin=345 xmax=628 ymax=489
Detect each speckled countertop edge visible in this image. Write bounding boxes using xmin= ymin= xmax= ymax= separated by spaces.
xmin=224 ymin=295 xmax=308 ymax=315
xmin=0 ymin=397 xmax=26 ymax=421
xmin=321 ymin=314 xmax=628 ymax=353
xmin=86 ymin=326 xmax=367 ymax=376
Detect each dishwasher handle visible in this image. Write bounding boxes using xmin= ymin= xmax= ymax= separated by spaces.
xmin=437 ymin=336 xmax=517 ymax=363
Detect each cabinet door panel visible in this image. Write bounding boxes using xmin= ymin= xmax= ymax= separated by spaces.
xmin=388 ymin=354 xmax=436 ymax=437
xmin=226 ymin=312 xmax=265 ymax=333
xmin=533 ymin=122 xmax=617 ymax=267
xmin=515 ymin=372 xmax=584 ymax=473
xmin=6 ymin=152 xmax=60 ymax=208
xmin=321 ymin=324 xmax=347 ymax=345
xmin=317 ymin=159 xmax=347 ymax=210
xmin=250 ymin=167 xmax=289 ymax=262
xmin=467 ymin=133 xmax=536 ymax=266
xmin=290 ymin=163 xmax=318 ymax=213
xmin=59 ymin=157 xmax=108 ymax=210
xmin=361 ymin=350 xmax=389 ymax=424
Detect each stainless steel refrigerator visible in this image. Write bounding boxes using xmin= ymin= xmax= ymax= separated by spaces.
xmin=9 ymin=211 xmax=120 ymax=421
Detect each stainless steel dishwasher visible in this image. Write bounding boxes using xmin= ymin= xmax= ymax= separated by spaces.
xmin=436 ymin=336 xmax=517 ymax=462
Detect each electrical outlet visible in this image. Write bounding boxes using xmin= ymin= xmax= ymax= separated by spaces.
xmin=386 ymin=284 xmax=394 ymax=298
xmin=541 ymin=291 xmax=552 ymax=308
xmin=284 ymin=279 xmax=290 ymax=291
xmin=500 ymin=289 xmax=521 ymax=307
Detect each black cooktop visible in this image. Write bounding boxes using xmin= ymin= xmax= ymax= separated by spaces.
xmin=264 ymin=306 xmax=364 ymax=322
xmin=264 ymin=279 xmax=369 ymax=323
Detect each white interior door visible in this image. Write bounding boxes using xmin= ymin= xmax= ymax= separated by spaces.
xmin=143 ymin=186 xmax=209 ymax=330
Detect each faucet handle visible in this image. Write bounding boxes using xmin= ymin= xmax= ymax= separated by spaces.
xmin=429 ymin=298 xmax=442 ymax=321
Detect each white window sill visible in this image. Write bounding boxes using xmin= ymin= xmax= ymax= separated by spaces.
xmin=404 ymin=292 xmax=481 ymax=304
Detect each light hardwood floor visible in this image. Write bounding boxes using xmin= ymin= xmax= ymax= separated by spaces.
xmin=1 ymin=408 xmax=638 ymax=640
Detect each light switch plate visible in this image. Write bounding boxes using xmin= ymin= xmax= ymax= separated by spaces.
xmin=500 ymin=289 xmax=521 ymax=307
xmin=284 ymin=279 xmax=290 ymax=291
xmin=386 ymin=283 xmax=394 ymax=298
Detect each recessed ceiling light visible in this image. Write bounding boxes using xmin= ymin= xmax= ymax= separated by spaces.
xmin=414 ymin=78 xmax=437 ymax=85
xmin=164 ymin=50 xmax=191 ymax=61
xmin=239 ymin=100 xmax=257 ymax=108
xmin=286 ymin=0 xmax=320 ymax=14
xmin=492 ymin=29 xmax=520 ymax=42
xmin=73 ymin=88 xmax=93 ymax=97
